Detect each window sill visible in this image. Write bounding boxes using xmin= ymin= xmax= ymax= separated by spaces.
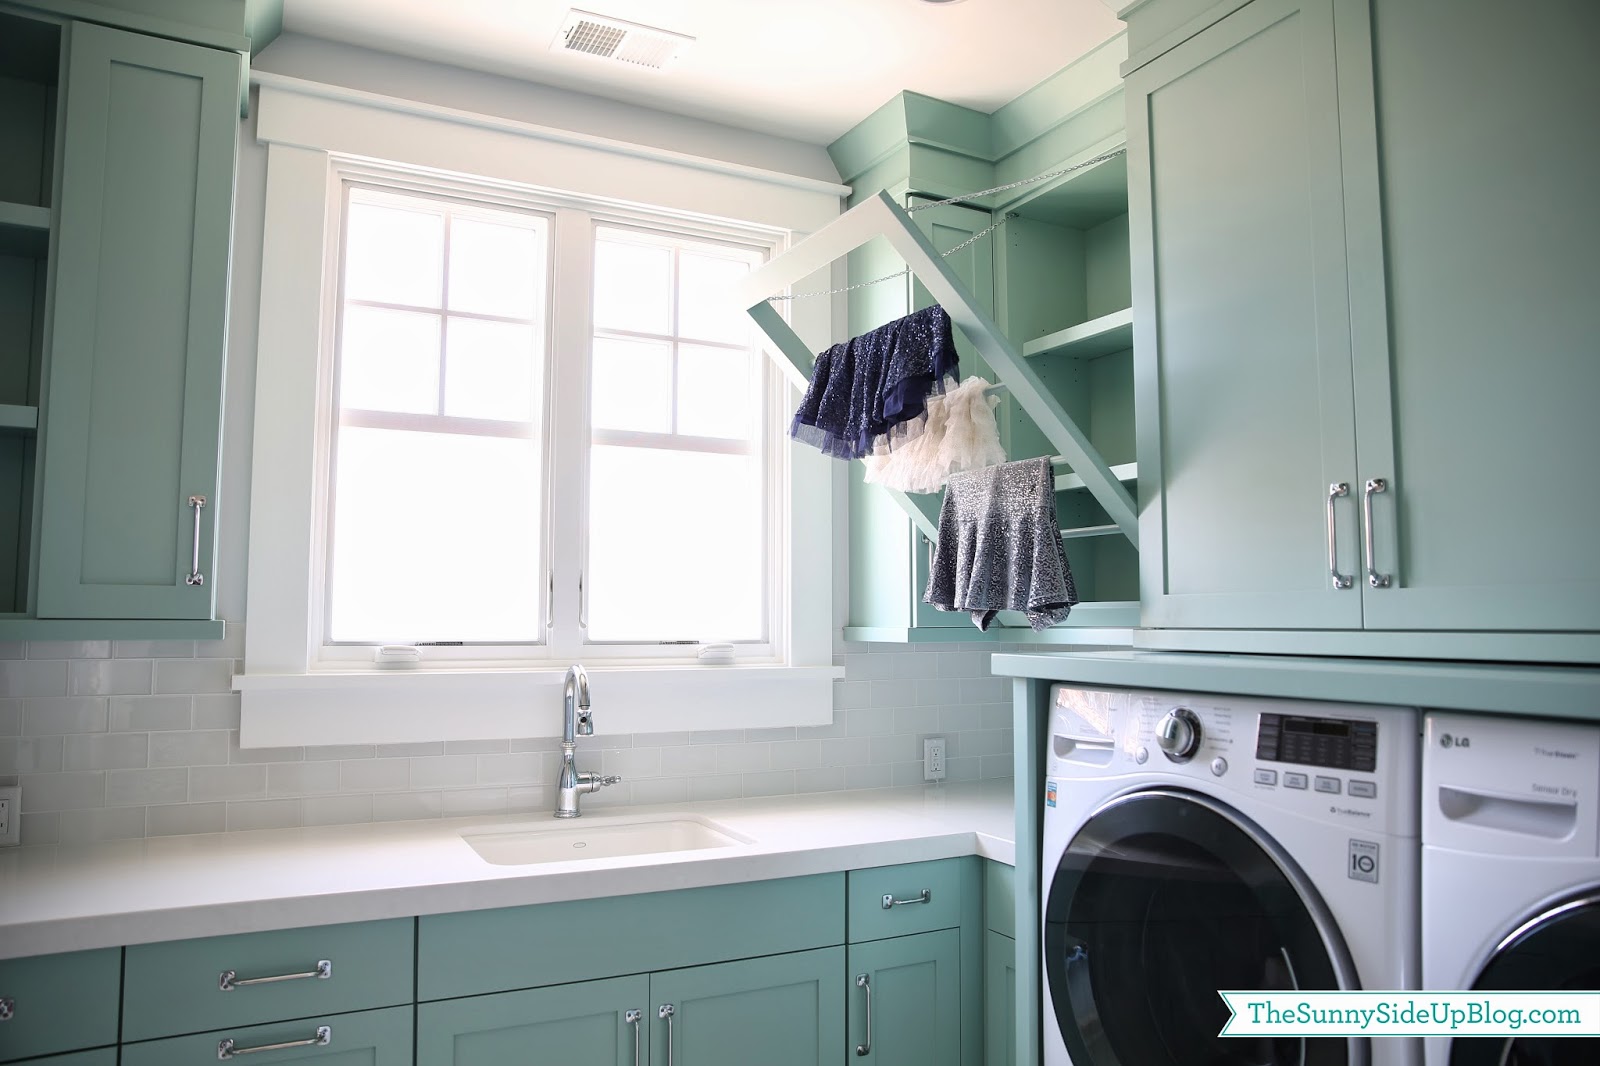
xmin=235 ymin=663 xmax=845 ymax=748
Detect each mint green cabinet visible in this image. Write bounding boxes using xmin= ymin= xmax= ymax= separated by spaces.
xmin=846 ymin=198 xmax=997 ymax=636
xmin=1345 ymin=0 xmax=1600 ymax=634
xmin=1128 ymin=0 xmax=1600 ymax=651
xmin=983 ymin=932 xmax=1015 ymax=1066
xmin=6 ymin=1052 xmax=116 ymax=1066
xmin=419 ymin=873 xmax=844 ymax=1001
xmin=651 ymin=948 xmax=845 ymax=1066
xmin=1129 ymin=0 xmax=1361 ymax=632
xmin=122 ymin=918 xmax=415 ymax=1042
xmin=120 ymin=1005 xmax=412 ymax=1066
xmin=0 ymin=947 xmax=120 ymax=1063
xmin=417 ymin=976 xmax=647 ymax=1066
xmin=849 ymin=930 xmax=961 ymax=1066
xmin=35 ymin=20 xmax=239 ymax=621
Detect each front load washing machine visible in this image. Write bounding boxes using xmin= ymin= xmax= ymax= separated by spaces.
xmin=1041 ymin=685 xmax=1420 ymax=1066
xmin=1422 ymin=712 xmax=1600 ymax=1066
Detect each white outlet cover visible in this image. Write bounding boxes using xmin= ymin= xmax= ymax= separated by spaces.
xmin=0 ymin=785 xmax=20 ymax=846
xmin=923 ymin=737 xmax=947 ymax=781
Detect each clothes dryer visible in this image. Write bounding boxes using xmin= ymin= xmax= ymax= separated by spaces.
xmin=1040 ymin=686 xmax=1420 ymax=1066
xmin=1422 ymin=712 xmax=1600 ymax=1066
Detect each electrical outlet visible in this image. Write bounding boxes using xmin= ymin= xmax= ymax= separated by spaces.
xmin=923 ymin=737 xmax=946 ymax=782
xmin=0 ymin=785 xmax=20 ymax=847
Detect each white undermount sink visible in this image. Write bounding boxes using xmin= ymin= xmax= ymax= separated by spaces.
xmin=460 ymin=815 xmax=751 ymax=866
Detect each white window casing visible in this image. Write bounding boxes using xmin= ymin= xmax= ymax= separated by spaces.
xmin=238 ymin=75 xmax=847 ymax=746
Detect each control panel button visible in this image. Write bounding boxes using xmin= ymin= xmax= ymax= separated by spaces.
xmin=1283 ymin=772 xmax=1308 ymax=790
xmin=1314 ymin=775 xmax=1342 ymax=794
xmin=1253 ymin=768 xmax=1277 ymax=786
xmin=1348 ymin=780 xmax=1377 ymax=799
xmin=1135 ymin=746 xmax=1149 ymax=765
xmin=1210 ymin=757 xmax=1228 ymax=777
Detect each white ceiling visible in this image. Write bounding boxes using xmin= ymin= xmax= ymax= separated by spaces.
xmin=282 ymin=0 xmax=1124 ymax=145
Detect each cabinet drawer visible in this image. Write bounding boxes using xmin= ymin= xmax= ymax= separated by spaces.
xmin=418 ymin=873 xmax=844 ymax=1001
xmin=848 ymin=859 xmax=964 ymax=942
xmin=985 ymin=861 xmax=1015 ymax=939
xmin=0 ymin=948 xmax=121 ymax=1063
xmin=121 ymin=1005 xmax=412 ymax=1066
xmin=123 ymin=919 xmax=414 ymax=1042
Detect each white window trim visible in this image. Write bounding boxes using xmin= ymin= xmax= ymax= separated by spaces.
xmin=238 ymin=77 xmax=846 ymax=746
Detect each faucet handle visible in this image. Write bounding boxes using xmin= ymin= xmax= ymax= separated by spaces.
xmin=600 ymin=775 xmax=621 ymax=787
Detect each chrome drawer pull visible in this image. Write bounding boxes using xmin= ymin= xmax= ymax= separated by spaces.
xmin=218 ymin=959 xmax=331 ymax=992
xmin=881 ymin=889 xmax=931 ymax=909
xmin=855 ymin=974 xmax=872 ymax=1056
xmin=185 ymin=495 xmax=207 ymax=586
xmin=0 ymin=996 xmax=13 ymax=1021
xmin=1326 ymin=482 xmax=1352 ymax=589
xmin=626 ymin=1009 xmax=642 ymax=1066
xmin=1363 ymin=478 xmax=1391 ymax=588
xmin=217 ymin=1025 xmax=330 ymax=1059
xmin=658 ymin=1004 xmax=675 ymax=1066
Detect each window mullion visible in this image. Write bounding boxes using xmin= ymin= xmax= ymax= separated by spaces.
xmin=546 ymin=207 xmax=596 ymax=658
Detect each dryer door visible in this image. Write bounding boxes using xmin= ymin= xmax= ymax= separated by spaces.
xmin=1044 ymin=788 xmax=1363 ymax=1066
xmin=1451 ymin=891 xmax=1600 ymax=1066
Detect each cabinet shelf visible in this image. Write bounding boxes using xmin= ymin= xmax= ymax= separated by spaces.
xmin=0 ymin=201 xmax=51 ymax=258
xmin=0 ymin=404 xmax=39 ymax=434
xmin=1060 ymin=524 xmax=1121 ymax=540
xmin=1022 ymin=308 xmax=1133 ymax=360
xmin=1056 ymin=461 xmax=1136 ymax=493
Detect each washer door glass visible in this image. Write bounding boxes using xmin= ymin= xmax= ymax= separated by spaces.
xmin=1452 ymin=893 xmax=1600 ymax=1066
xmin=1045 ymin=789 xmax=1356 ymax=1066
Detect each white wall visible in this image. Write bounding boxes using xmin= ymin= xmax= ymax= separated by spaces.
xmin=252 ymin=33 xmax=842 ymax=185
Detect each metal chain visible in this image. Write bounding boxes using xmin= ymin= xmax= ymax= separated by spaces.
xmin=765 ymin=147 xmax=1127 ymax=302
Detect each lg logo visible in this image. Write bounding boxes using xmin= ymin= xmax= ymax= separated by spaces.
xmin=1440 ymin=733 xmax=1470 ymax=749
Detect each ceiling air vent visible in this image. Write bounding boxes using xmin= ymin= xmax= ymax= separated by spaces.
xmin=552 ymin=10 xmax=694 ymax=72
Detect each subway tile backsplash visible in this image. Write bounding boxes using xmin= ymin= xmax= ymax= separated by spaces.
xmin=0 ymin=629 xmax=1016 ymax=845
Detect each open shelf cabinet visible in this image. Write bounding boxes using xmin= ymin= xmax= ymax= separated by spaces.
xmin=0 ymin=9 xmax=60 ymax=615
xmin=992 ymin=141 xmax=1139 ymax=622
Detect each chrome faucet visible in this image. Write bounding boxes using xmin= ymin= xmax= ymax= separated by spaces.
xmin=555 ymin=664 xmax=619 ymax=818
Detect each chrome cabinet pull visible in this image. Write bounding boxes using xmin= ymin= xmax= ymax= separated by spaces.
xmin=1362 ymin=478 xmax=1391 ymax=588
xmin=626 ymin=1009 xmax=642 ymax=1066
xmin=855 ymin=974 xmax=873 ymax=1056
xmin=218 ymin=960 xmax=331 ymax=992
xmin=1326 ymin=482 xmax=1352 ymax=590
xmin=185 ymin=495 xmax=207 ymax=586
xmin=658 ymin=1004 xmax=675 ymax=1066
xmin=0 ymin=996 xmax=13 ymax=1021
xmin=881 ymin=889 xmax=931 ymax=909
xmin=217 ymin=1025 xmax=330 ymax=1059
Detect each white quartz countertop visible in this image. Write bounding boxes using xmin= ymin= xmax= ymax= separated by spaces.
xmin=0 ymin=781 xmax=1015 ymax=960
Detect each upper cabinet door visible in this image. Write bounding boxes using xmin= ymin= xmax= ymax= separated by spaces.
xmin=1130 ymin=0 xmax=1363 ymax=630
xmin=36 ymin=22 xmax=239 ymax=619
xmin=1348 ymin=0 xmax=1600 ymax=632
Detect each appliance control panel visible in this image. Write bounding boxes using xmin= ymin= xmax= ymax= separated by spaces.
xmin=1256 ymin=713 xmax=1378 ymax=772
xmin=1047 ymin=685 xmax=1419 ymax=834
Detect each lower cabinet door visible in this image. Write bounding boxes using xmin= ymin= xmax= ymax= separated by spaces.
xmin=416 ymin=975 xmax=649 ymax=1066
xmin=984 ymin=932 xmax=1016 ymax=1066
xmin=650 ymin=947 xmax=845 ymax=1066
xmin=120 ymin=1005 xmax=412 ymax=1066
xmin=7 ymin=1052 xmax=117 ymax=1066
xmin=847 ymin=929 xmax=962 ymax=1066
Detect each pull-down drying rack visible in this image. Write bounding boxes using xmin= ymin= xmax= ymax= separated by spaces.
xmin=730 ymin=189 xmax=1138 ymax=550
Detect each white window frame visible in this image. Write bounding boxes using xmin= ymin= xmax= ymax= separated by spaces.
xmin=237 ymin=75 xmax=845 ymax=745
xmin=314 ymin=168 xmax=787 ymax=664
